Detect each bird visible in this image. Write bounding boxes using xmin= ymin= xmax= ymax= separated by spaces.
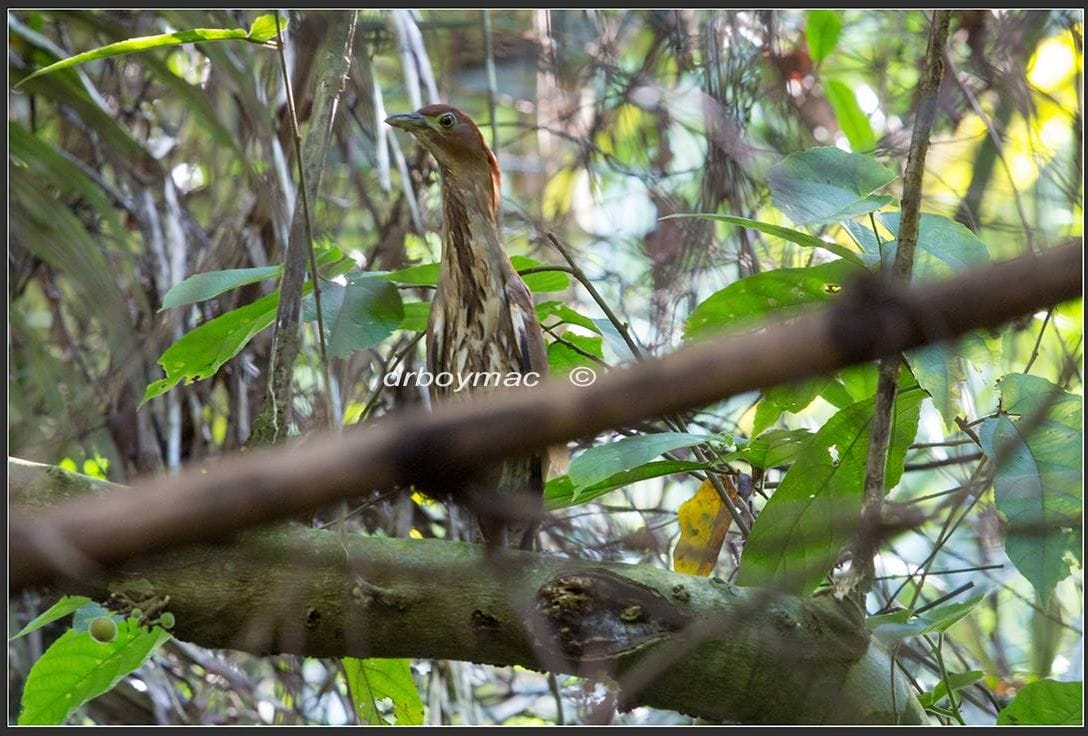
xmin=385 ymin=103 xmax=549 ymax=549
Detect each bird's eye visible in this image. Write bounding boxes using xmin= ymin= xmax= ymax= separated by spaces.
xmin=438 ymin=113 xmax=456 ymax=129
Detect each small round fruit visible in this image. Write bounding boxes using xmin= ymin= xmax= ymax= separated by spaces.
xmin=89 ymin=616 xmax=118 ymax=643
xmin=159 ymin=612 xmax=175 ymax=629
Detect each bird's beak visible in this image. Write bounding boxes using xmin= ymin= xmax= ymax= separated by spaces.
xmin=385 ymin=112 xmax=428 ymax=132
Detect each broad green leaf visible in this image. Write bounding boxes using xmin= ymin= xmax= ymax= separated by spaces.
xmin=738 ymin=386 xmax=923 ymax=594
xmin=979 ymin=376 xmax=1082 ymax=599
xmin=10 ymin=596 xmax=92 ymax=641
xmin=303 ymin=274 xmax=404 ymax=359
xmin=16 ymin=26 xmax=258 ymax=88
xmin=246 ymin=14 xmax=285 ymax=43
xmin=569 ymin=432 xmax=716 ymax=490
xmin=661 ymin=213 xmax=864 ymax=265
xmin=842 ymin=218 xmax=885 ymax=268
xmin=18 ymin=619 xmax=171 ymax=725
xmin=142 ymin=290 xmax=283 ymax=404
xmin=384 ymin=263 xmax=439 ymax=286
xmin=536 ymin=301 xmax=602 ymax=334
xmin=384 ymin=256 xmax=568 ymax=293
xmin=824 ymin=80 xmax=877 ymax=152
xmin=727 ymin=429 xmax=814 ymax=470
xmin=806 ymin=10 xmax=842 ymax=63
xmin=876 ymin=212 xmax=991 ymax=282
xmin=917 ymin=671 xmax=984 ymax=709
xmin=511 ymin=256 xmax=571 ymax=292
xmin=684 ymin=260 xmax=860 ymax=340
xmin=398 ymin=301 xmax=430 ymax=332
xmin=343 ymin=657 xmax=423 ymax=726
xmin=868 ymin=595 xmax=985 ymax=643
xmin=998 ymin=679 xmax=1082 ymax=725
xmin=545 ymin=460 xmax=706 ymax=508
xmin=160 ymin=266 xmax=282 ymax=311
xmin=752 ymin=379 xmax=831 ymax=436
xmin=906 ymin=334 xmax=993 ymax=430
xmin=547 ymin=334 xmax=603 ymax=374
xmin=768 ymin=147 xmax=896 ymax=226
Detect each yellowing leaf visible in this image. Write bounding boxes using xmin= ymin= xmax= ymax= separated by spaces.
xmin=542 ymin=169 xmax=578 ymax=220
xmin=673 ymin=477 xmax=738 ymax=576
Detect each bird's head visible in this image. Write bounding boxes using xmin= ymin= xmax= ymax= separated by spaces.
xmin=385 ymin=104 xmax=501 ymax=217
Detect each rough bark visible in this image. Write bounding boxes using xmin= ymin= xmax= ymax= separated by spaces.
xmin=10 ymin=458 xmax=925 ymax=724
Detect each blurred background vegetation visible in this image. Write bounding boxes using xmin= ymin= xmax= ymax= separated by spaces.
xmin=7 ymin=8 xmax=1083 ymax=725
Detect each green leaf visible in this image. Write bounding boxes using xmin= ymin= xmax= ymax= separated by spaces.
xmin=806 ymin=10 xmax=842 ymax=63
xmin=569 ymin=432 xmax=716 ymax=490
xmin=592 ymin=318 xmax=639 ymax=362
xmin=142 ymin=290 xmax=282 ymax=404
xmin=16 ymin=27 xmax=254 ymax=88
xmin=384 ymin=256 xmax=568 ymax=293
xmin=905 ymin=334 xmax=993 ymax=430
xmin=511 ymin=256 xmax=571 ymax=292
xmin=343 ymin=657 xmax=423 ymax=726
xmin=398 ymin=301 xmax=430 ymax=332
xmin=384 ymin=263 xmax=439 ymax=286
xmin=727 ymin=429 xmax=814 ymax=470
xmin=979 ymin=376 xmax=1082 ymax=600
xmin=18 ymin=619 xmax=171 ymax=725
xmin=303 ymin=274 xmax=404 ymax=359
xmin=997 ymin=679 xmax=1082 ymax=725
xmin=917 ymin=671 xmax=984 ymax=709
xmin=684 ymin=260 xmax=860 ymax=340
xmin=10 ymin=596 xmax=92 ymax=641
xmin=824 ymin=80 xmax=877 ymax=152
xmin=768 ymin=147 xmax=896 ymax=226
xmin=547 ymin=334 xmax=603 ymax=374
xmin=661 ymin=214 xmax=864 ymax=265
xmin=160 ymin=266 xmax=282 ymax=311
xmin=545 ymin=460 xmax=706 ymax=508
xmin=752 ymin=379 xmax=831 ymax=436
xmin=536 ymin=301 xmax=602 ymax=334
xmin=246 ymin=14 xmax=285 ymax=43
xmin=738 ymin=386 xmax=923 ymax=594
xmin=868 ymin=595 xmax=985 ymax=643
xmin=875 ymin=213 xmax=991 ymax=282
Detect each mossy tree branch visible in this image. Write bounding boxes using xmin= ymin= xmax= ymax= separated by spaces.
xmin=10 ymin=458 xmax=925 ymax=724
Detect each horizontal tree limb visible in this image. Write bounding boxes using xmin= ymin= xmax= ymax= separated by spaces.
xmin=10 ymin=243 xmax=1082 ymax=590
xmin=10 ymin=459 xmax=925 ymax=724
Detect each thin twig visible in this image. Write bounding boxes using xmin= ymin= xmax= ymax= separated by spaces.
xmin=853 ymin=10 xmax=951 ymax=595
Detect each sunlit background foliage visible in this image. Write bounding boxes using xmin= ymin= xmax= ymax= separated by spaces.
xmin=8 ymin=8 xmax=1083 ymax=725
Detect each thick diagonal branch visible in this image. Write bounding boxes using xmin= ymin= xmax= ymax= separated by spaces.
xmin=10 ymin=244 xmax=1082 ymax=590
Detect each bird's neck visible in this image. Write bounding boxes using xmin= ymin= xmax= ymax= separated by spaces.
xmin=439 ymin=168 xmax=507 ymax=279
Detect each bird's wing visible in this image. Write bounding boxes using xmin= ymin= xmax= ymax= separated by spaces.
xmin=503 ymin=276 xmax=547 ymax=376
